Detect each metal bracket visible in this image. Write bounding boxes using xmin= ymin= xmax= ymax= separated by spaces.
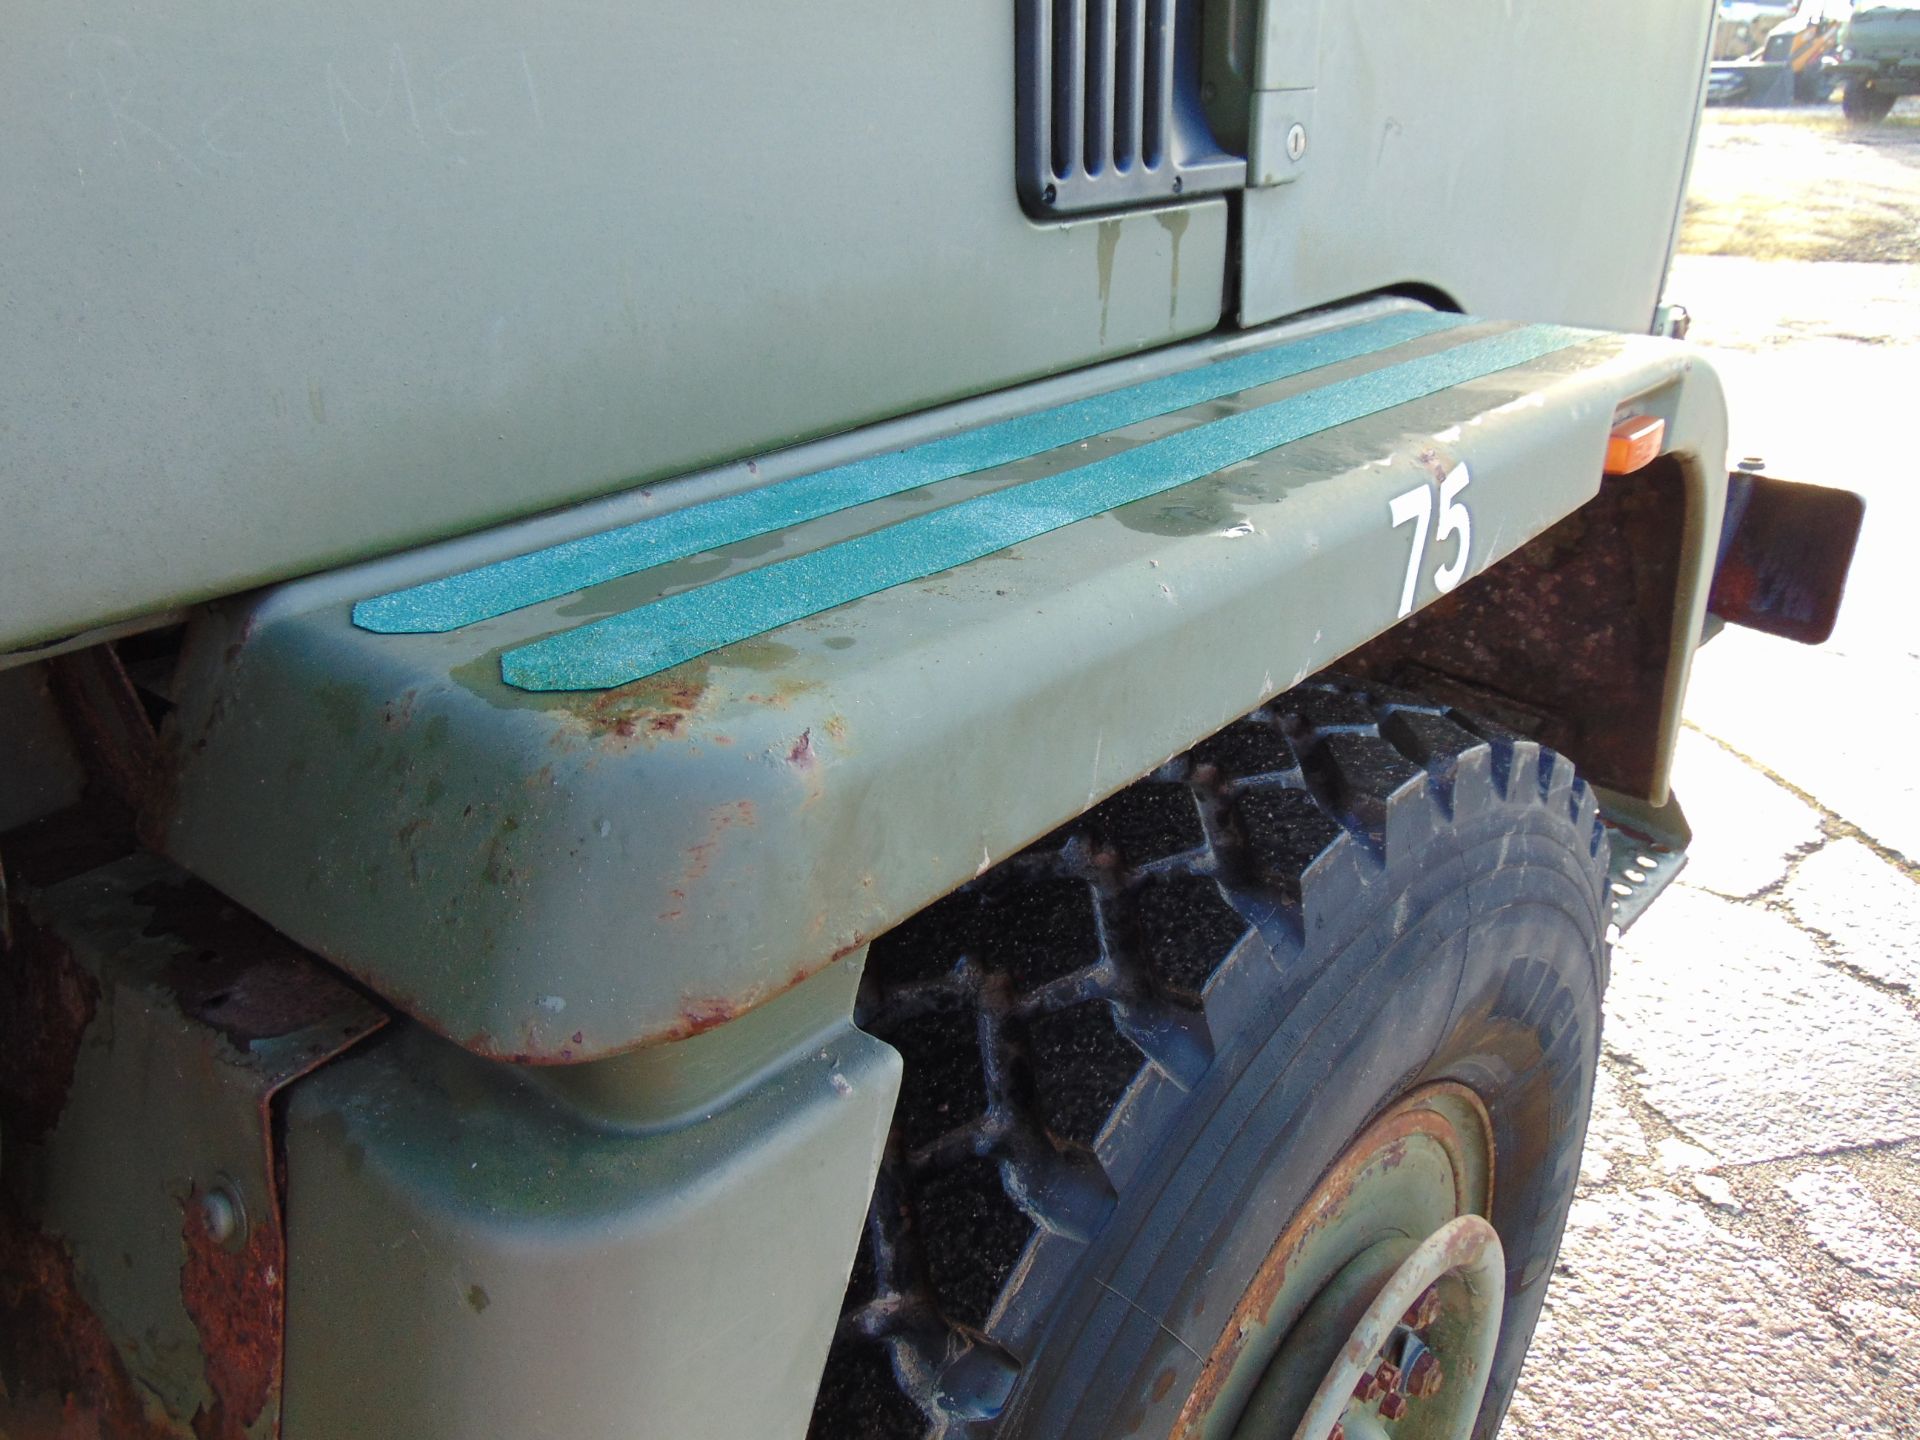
xmin=0 ymin=851 xmax=385 ymax=1438
xmin=1594 ymin=786 xmax=1691 ymax=938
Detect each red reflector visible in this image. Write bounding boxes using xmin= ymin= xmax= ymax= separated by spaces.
xmin=1605 ymin=415 xmax=1665 ymax=475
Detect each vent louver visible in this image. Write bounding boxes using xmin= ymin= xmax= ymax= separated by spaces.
xmin=1017 ymin=0 xmax=1246 ymax=216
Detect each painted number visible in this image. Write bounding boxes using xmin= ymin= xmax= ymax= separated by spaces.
xmin=1390 ymin=465 xmax=1472 ymax=618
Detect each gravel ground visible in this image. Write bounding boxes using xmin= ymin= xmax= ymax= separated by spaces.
xmin=1680 ymin=104 xmax=1920 ymax=262
xmin=1508 ymin=108 xmax=1920 ymax=1438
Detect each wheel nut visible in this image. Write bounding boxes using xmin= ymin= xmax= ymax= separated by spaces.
xmin=1407 ymin=1352 xmax=1444 ymax=1399
xmin=1353 ymin=1372 xmax=1378 ymax=1402
xmin=1403 ymin=1285 xmax=1442 ymax=1331
xmin=1380 ymin=1391 xmax=1409 ymax=1420
xmin=1374 ymin=1360 xmax=1402 ymax=1394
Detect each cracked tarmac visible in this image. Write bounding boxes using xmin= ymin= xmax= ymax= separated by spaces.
xmin=1507 ymin=114 xmax=1920 ymax=1438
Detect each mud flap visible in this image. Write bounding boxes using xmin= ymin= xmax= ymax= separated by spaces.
xmin=1707 ymin=470 xmax=1864 ymax=645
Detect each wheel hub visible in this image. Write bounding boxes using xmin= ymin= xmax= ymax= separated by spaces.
xmin=1173 ymin=1085 xmax=1500 ymax=1440
xmin=1267 ymin=1214 xmax=1505 ymax=1440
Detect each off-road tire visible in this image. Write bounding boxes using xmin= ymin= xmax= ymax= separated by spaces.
xmin=809 ymin=673 xmax=1609 ymax=1439
xmin=1842 ymin=80 xmax=1897 ymax=123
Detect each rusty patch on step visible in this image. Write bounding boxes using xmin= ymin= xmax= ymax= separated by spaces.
xmin=561 ymin=664 xmax=714 ymax=751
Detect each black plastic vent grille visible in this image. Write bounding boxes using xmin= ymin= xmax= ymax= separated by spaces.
xmin=1017 ymin=0 xmax=1245 ymax=216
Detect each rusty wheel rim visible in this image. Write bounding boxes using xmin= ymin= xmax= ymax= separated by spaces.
xmin=1172 ymin=1084 xmax=1497 ymax=1440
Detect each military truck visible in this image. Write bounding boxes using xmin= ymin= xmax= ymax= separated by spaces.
xmin=1832 ymin=3 xmax=1920 ymax=121
xmin=0 ymin=2 xmax=1866 ymax=1437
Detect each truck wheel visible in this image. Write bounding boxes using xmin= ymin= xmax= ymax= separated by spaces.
xmin=1842 ymin=80 xmax=1897 ymax=123
xmin=811 ymin=675 xmax=1608 ymax=1439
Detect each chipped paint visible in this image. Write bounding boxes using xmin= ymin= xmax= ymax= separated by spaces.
xmin=787 ymin=730 xmax=816 ymax=770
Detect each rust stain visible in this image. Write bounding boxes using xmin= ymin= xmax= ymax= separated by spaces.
xmin=740 ymin=676 xmax=822 ymax=709
xmin=0 ymin=1201 xmax=174 ymax=1440
xmin=454 ymin=944 xmax=855 ymax=1062
xmin=224 ymin=615 xmax=258 ymax=667
xmin=135 ymin=875 xmax=374 ymax=1050
xmin=673 ymin=997 xmax=745 ymax=1035
xmin=378 ymin=689 xmax=419 ymax=731
xmin=564 ymin=664 xmax=713 ymax=751
xmin=664 ymin=955 xmax=830 ymax=1042
xmin=823 ymin=714 xmax=848 ymax=746
xmin=657 ymin=800 xmax=756 ymax=922
xmin=179 ymin=1190 xmax=280 ymax=1440
xmin=48 ymin=647 xmax=169 ymax=842
xmin=1 ymin=852 xmax=386 ymax=1439
xmin=1170 ymin=1095 xmax=1473 ymax=1438
xmin=479 ymin=814 xmax=530 ymax=890
xmin=0 ymin=912 xmax=99 ymax=1146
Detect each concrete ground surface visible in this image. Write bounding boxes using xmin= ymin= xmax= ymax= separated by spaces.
xmin=1507 ymin=107 xmax=1920 ymax=1438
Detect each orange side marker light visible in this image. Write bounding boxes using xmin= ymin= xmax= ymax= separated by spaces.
xmin=1605 ymin=414 xmax=1665 ymax=476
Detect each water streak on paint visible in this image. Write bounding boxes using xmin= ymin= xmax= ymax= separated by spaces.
xmin=1096 ymin=219 xmax=1122 ymax=345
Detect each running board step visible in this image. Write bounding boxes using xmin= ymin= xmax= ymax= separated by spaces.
xmin=159 ymin=303 xmax=1728 ymax=1061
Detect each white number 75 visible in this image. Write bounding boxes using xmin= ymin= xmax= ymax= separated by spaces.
xmin=1389 ymin=465 xmax=1472 ymax=618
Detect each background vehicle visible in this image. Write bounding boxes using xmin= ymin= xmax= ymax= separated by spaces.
xmin=1831 ymin=3 xmax=1920 ymax=119
xmin=1708 ymin=7 xmax=1845 ymax=103
xmin=1715 ymin=0 xmax=1805 ymax=58
xmin=0 ymin=2 xmax=1862 ymax=1437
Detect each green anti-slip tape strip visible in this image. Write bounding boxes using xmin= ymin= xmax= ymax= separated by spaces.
xmin=501 ymin=324 xmax=1588 ymax=692
xmin=351 ymin=311 xmax=1468 ymax=634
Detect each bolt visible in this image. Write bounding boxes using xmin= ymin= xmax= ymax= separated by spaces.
xmin=1379 ymin=1391 xmax=1409 ymax=1421
xmin=200 ymin=1186 xmax=245 ymax=1249
xmin=1286 ymin=123 xmax=1308 ymax=162
xmin=1353 ymin=1372 xmax=1379 ymax=1403
xmin=1407 ymin=1351 xmax=1444 ymax=1399
xmin=1374 ymin=1360 xmax=1402 ymax=1394
xmin=1329 ymin=1424 xmax=1346 ymax=1440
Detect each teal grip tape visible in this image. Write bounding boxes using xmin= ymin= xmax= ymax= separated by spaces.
xmin=352 ymin=311 xmax=1468 ymax=634
xmin=501 ymin=324 xmax=1588 ymax=692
